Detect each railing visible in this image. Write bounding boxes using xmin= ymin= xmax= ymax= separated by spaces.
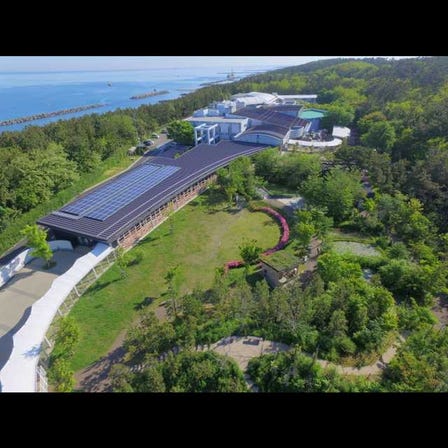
xmin=0 ymin=243 xmax=115 ymax=392
xmin=0 ymin=240 xmax=73 ymax=288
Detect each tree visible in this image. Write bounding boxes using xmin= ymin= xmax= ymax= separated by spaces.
xmin=125 ymin=310 xmax=176 ymax=363
xmin=248 ymin=350 xmax=378 ymax=392
xmin=110 ymin=364 xmax=134 ymax=392
xmin=21 ymin=224 xmax=53 ymax=267
xmin=317 ymin=251 xmax=362 ymax=285
xmin=133 ymin=365 xmax=166 ymax=392
xmin=361 ymin=121 xmax=396 ymax=153
xmin=166 ymin=120 xmax=194 ymax=145
xmin=129 ymin=351 xmax=247 ymax=393
xmin=301 ymin=168 xmax=364 ymax=224
xmin=295 ymin=222 xmax=315 ymax=254
xmin=51 ymin=317 xmax=80 ymax=359
xmin=239 ymin=239 xmax=262 ymax=266
xmin=47 ymin=316 xmax=80 ymax=392
xmin=383 ymin=327 xmax=448 ymax=392
xmin=115 ymin=246 xmax=131 ymax=278
xmin=217 ymin=156 xmax=258 ymax=201
xmin=165 ymin=265 xmax=180 ymax=317
xmin=320 ymin=103 xmax=355 ymax=130
xmin=296 ymin=206 xmax=333 ymax=238
xmin=47 ymin=357 xmax=75 ymax=392
xmin=378 ymin=258 xmax=445 ymax=305
xmin=357 ymin=111 xmax=388 ymax=133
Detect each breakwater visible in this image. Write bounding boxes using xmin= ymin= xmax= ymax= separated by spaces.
xmin=0 ymin=103 xmax=105 ymax=127
xmin=130 ymin=90 xmax=169 ymax=100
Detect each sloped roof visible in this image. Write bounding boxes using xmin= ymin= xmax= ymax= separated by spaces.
xmin=38 ymin=141 xmax=268 ymax=243
xmin=234 ymin=107 xmax=308 ymax=128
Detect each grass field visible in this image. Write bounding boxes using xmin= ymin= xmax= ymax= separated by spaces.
xmin=333 ymin=241 xmax=381 ymax=257
xmin=69 ymin=191 xmax=280 ymax=371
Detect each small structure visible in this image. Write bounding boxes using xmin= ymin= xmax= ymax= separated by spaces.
xmin=277 ymin=94 xmax=318 ymax=104
xmin=332 ymin=126 xmax=351 ymax=140
xmin=260 ymin=251 xmax=301 ymax=288
xmin=299 ymin=108 xmax=327 ymax=132
xmin=194 ymin=123 xmax=219 ymax=145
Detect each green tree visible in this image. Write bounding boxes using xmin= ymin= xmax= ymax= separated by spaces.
xmin=115 ymin=246 xmax=131 ymax=278
xmin=248 ymin=350 xmax=378 ymax=392
xmin=217 ymin=156 xmax=258 ymax=201
xmin=125 ymin=310 xmax=176 ymax=363
xmin=320 ymin=104 xmax=355 ymax=129
xmin=47 ymin=357 xmax=75 ymax=392
xmin=317 ymin=251 xmax=362 ymax=285
xmin=296 ymin=206 xmax=333 ymax=238
xmin=119 ymin=350 xmax=247 ymax=393
xmin=358 ymin=111 xmax=388 ymax=133
xmin=165 ymin=266 xmax=180 ymax=317
xmin=301 ymin=168 xmax=363 ymax=224
xmin=239 ymin=239 xmax=262 ymax=266
xmin=361 ymin=121 xmax=396 ymax=153
xmin=110 ymin=364 xmax=134 ymax=392
xmin=166 ymin=120 xmax=194 ymax=145
xmin=50 ymin=317 xmax=80 ymax=359
xmin=383 ymin=327 xmax=448 ymax=392
xmin=47 ymin=316 xmax=80 ymax=392
xmin=296 ymin=222 xmax=315 ymax=254
xmin=21 ymin=224 xmax=53 ymax=267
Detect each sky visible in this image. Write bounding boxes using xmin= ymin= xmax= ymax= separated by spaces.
xmin=0 ymin=56 xmax=415 ymax=72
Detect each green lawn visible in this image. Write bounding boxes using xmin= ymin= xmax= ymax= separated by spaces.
xmin=264 ymin=182 xmax=299 ymax=198
xmin=328 ymin=229 xmax=373 ymax=244
xmin=69 ymin=192 xmax=280 ymax=371
xmin=333 ymin=241 xmax=381 ymax=257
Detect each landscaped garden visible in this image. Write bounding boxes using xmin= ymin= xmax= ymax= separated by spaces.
xmin=68 ymin=190 xmax=280 ymax=372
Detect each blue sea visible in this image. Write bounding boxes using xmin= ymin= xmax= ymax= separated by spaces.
xmin=0 ymin=65 xmax=278 ymax=133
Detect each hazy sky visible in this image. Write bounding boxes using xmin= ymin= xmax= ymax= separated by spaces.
xmin=0 ymin=56 xmax=414 ymax=72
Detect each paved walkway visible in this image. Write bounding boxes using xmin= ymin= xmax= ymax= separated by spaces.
xmin=315 ymin=335 xmax=405 ymax=377
xmin=0 ymin=248 xmax=86 ymax=369
xmin=206 ymin=336 xmax=289 ymax=371
xmin=206 ymin=334 xmax=404 ymax=380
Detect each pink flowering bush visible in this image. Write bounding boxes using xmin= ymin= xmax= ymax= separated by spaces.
xmin=224 ymin=207 xmax=290 ymax=272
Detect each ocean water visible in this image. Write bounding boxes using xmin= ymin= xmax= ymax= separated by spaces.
xmin=0 ymin=65 xmax=277 ymax=132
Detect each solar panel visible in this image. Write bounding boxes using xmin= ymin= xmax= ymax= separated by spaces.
xmin=62 ymin=163 xmax=180 ymax=221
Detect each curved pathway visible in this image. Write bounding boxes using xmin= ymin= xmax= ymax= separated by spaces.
xmin=206 ymin=335 xmax=405 ymax=377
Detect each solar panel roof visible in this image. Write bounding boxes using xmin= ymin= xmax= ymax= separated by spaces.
xmin=62 ymin=163 xmax=179 ymax=221
xmin=38 ymin=141 xmax=268 ymax=243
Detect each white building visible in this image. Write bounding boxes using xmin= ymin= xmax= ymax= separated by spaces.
xmin=278 ymin=94 xmax=318 ymax=104
xmin=231 ymin=92 xmax=278 ymax=109
xmin=332 ymin=126 xmax=351 ymax=139
xmin=186 ymin=116 xmax=249 ymax=144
